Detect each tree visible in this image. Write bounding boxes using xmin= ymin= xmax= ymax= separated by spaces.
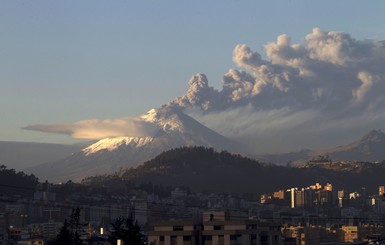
xmin=108 ymin=216 xmax=145 ymax=245
xmin=68 ymin=207 xmax=83 ymax=245
xmin=52 ymin=208 xmax=83 ymax=245
xmin=52 ymin=219 xmax=71 ymax=245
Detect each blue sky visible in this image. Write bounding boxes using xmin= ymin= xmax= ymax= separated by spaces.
xmin=1 ymin=0 xmax=385 ymax=144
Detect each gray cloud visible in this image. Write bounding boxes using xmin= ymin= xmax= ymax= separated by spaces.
xmin=175 ymin=28 xmax=385 ymax=153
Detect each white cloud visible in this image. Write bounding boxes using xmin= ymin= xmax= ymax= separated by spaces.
xmin=24 ymin=117 xmax=159 ymax=140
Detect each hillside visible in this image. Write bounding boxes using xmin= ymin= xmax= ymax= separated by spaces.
xmin=83 ymin=147 xmax=385 ymax=194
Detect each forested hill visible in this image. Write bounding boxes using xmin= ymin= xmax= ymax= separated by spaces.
xmin=0 ymin=165 xmax=39 ymax=197
xmin=83 ymin=147 xmax=385 ymax=194
xmin=120 ymin=147 xmax=316 ymax=194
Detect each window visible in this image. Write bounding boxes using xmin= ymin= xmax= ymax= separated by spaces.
xmin=171 ymin=236 xmax=177 ymax=245
xmin=274 ymin=235 xmax=279 ymax=241
xmin=183 ymin=236 xmax=191 ymax=241
xmin=173 ymin=225 xmax=184 ymax=231
xmin=261 ymin=235 xmax=269 ymax=245
xmin=230 ymin=235 xmax=241 ymax=241
xmin=203 ymin=235 xmax=212 ymax=241
xmin=214 ymin=225 xmax=223 ymax=230
xmin=159 ymin=236 xmax=165 ymax=245
xmin=247 ymin=224 xmax=258 ymax=230
xmin=250 ymin=235 xmax=257 ymax=245
xmin=219 ymin=235 xmax=224 ymax=245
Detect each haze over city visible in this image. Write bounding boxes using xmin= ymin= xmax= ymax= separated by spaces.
xmin=2 ymin=1 xmax=385 ymax=153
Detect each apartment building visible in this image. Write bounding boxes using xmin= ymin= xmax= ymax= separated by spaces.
xmin=148 ymin=211 xmax=281 ymax=245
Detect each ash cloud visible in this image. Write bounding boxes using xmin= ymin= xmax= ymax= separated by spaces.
xmin=173 ymin=28 xmax=385 ymax=152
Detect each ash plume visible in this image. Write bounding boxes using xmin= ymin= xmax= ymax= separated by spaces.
xmin=172 ymin=28 xmax=385 ymax=152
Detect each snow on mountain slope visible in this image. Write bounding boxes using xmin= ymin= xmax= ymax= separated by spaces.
xmin=82 ymin=137 xmax=154 ymax=155
xmin=26 ymin=106 xmax=245 ymax=183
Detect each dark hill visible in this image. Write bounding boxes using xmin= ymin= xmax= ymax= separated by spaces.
xmin=0 ymin=165 xmax=39 ymax=197
xmin=84 ymin=147 xmax=385 ymax=194
xmin=119 ymin=147 xmax=318 ymax=194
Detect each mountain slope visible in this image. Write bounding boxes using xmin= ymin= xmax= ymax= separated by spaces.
xmin=312 ymin=129 xmax=385 ymax=162
xmin=255 ymin=130 xmax=385 ymax=165
xmin=26 ymin=106 xmax=245 ymax=182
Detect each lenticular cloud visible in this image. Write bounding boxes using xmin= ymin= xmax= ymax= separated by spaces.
xmin=23 ymin=118 xmax=159 ymax=140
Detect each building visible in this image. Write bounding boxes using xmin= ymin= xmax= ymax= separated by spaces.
xmin=148 ymin=220 xmax=200 ymax=245
xmin=33 ymin=191 xmax=56 ymax=202
xmin=148 ymin=211 xmax=282 ymax=245
xmin=294 ymin=190 xmax=305 ymax=209
xmin=339 ymin=226 xmax=358 ymax=243
xmin=380 ymin=186 xmax=385 ymax=196
xmin=338 ymin=190 xmax=345 ymax=208
xmin=282 ymin=226 xmax=339 ymax=245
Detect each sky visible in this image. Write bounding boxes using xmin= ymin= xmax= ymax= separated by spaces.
xmin=2 ymin=1 xmax=385 ymax=152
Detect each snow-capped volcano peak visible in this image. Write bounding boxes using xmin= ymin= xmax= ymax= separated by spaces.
xmin=29 ymin=105 xmax=244 ymax=182
xmin=82 ymin=136 xmax=154 ymax=155
xmin=140 ymin=106 xmax=187 ymax=133
xmin=82 ymin=107 xmax=192 ymax=155
xmin=80 ymin=105 xmax=244 ymax=157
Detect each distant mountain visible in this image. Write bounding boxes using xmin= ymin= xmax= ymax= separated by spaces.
xmin=26 ymin=106 xmax=245 ymax=183
xmin=0 ymin=141 xmax=83 ymax=171
xmin=255 ymin=130 xmax=385 ymax=165
xmin=312 ymin=129 xmax=385 ymax=162
xmin=252 ymin=149 xmax=312 ymax=166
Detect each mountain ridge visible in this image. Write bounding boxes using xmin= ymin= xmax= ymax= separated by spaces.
xmin=256 ymin=129 xmax=385 ymax=165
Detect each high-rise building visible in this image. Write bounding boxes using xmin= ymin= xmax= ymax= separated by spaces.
xmin=290 ymin=188 xmax=297 ymax=209
xmin=379 ymin=186 xmax=385 ymax=197
xmin=338 ymin=190 xmax=345 ymax=208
